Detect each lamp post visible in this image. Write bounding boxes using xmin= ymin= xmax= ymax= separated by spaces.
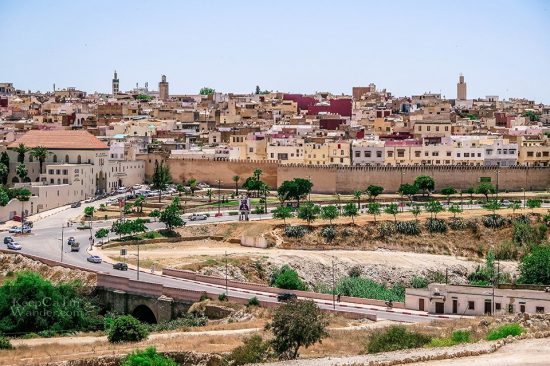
xmin=60 ymin=224 xmax=64 ymax=263
xmin=496 ymin=169 xmax=500 ymax=200
xmin=217 ymin=179 xmax=222 ymax=215
xmin=332 ymin=257 xmax=336 ymax=310
xmin=225 ymin=250 xmax=229 ymax=296
xmin=137 ymin=240 xmax=140 ymax=280
xmin=522 ymin=187 xmax=526 ymax=209
xmin=308 ymin=175 xmax=311 ymax=202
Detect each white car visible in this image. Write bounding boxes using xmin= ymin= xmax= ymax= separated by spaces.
xmin=188 ymin=213 xmax=208 ymax=221
xmin=87 ymin=255 xmax=102 ymax=264
xmin=132 ymin=184 xmax=142 ymax=190
xmin=7 ymin=242 xmax=22 ymax=250
xmin=116 ymin=187 xmax=127 ymax=194
xmin=197 ymin=182 xmax=210 ymax=189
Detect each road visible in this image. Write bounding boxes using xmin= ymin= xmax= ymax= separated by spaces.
xmin=3 ymin=195 xmax=464 ymax=323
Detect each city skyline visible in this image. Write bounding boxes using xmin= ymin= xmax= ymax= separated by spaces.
xmin=1 ymin=0 xmax=550 ymax=102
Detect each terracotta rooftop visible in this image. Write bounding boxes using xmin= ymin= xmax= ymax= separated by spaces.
xmin=8 ymin=130 xmax=109 ymax=150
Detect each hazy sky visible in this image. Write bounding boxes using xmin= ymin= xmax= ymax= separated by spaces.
xmin=1 ymin=0 xmax=549 ymax=102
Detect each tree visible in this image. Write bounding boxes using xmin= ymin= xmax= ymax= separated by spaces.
xmin=121 ymin=347 xmax=177 ymax=366
xmin=521 ymin=110 xmax=540 ymax=122
xmin=277 ymin=178 xmax=313 ymax=207
xmin=232 ymin=175 xmax=240 ymax=195
xmin=476 ymin=182 xmax=496 ymax=202
xmin=440 ymin=187 xmax=457 ymax=204
xmin=107 ymin=315 xmax=149 ymax=343
xmin=29 ymin=146 xmax=51 ymax=174
xmin=320 ymin=205 xmax=339 ymax=225
xmin=151 ymin=161 xmax=171 ymax=202
xmin=14 ymin=143 xmax=29 ymax=164
xmin=16 ymin=163 xmax=28 ymax=181
xmin=448 ymin=204 xmax=463 ymax=218
xmin=206 ymin=188 xmax=213 ymax=203
xmin=343 ymin=202 xmax=359 ymax=224
xmin=199 ymin=87 xmax=215 ymax=95
xmin=519 ymin=246 xmax=550 ymax=285
xmin=159 ymin=198 xmax=184 ymax=231
xmin=483 ymin=199 xmax=502 ymax=218
xmin=0 ymin=188 xmax=9 ymax=206
xmin=425 ymin=200 xmax=444 ymax=219
xmin=297 ymin=202 xmax=320 ymax=225
xmin=271 ymin=265 xmax=307 ymax=290
xmin=526 ymin=198 xmax=542 ymax=212
xmin=353 ymin=190 xmax=362 ymax=209
xmin=267 ymin=299 xmax=328 ymax=360
xmin=95 ymin=228 xmax=109 ymax=244
xmin=0 ymin=151 xmax=9 ymax=185
xmin=255 ymin=85 xmax=261 ymax=95
xmin=509 ymin=201 xmax=521 ymax=217
xmin=84 ymin=206 xmax=95 ymax=217
xmin=229 ymin=335 xmax=270 ymax=366
xmin=148 ymin=209 xmax=160 ymax=221
xmin=176 ymin=183 xmax=185 ymax=196
xmin=465 ymin=186 xmax=475 ymax=201
xmin=0 ymin=163 xmax=7 ymax=187
xmin=366 ymin=185 xmax=384 ymax=201
xmin=133 ymin=195 xmax=145 ymax=213
xmin=384 ymin=203 xmax=399 ymax=223
xmin=398 ymin=183 xmax=418 ymax=202
xmin=367 ymin=202 xmax=381 ymax=222
xmin=410 ymin=204 xmax=421 ymax=222
xmin=414 ymin=175 xmax=435 ymax=196
xmin=272 ymin=206 xmax=294 ymax=225
xmin=186 ymin=178 xmax=197 ymax=196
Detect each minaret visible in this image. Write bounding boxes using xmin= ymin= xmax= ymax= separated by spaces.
xmin=112 ymin=70 xmax=120 ymax=95
xmin=159 ymin=74 xmax=169 ymax=101
xmin=457 ymin=73 xmax=467 ymax=100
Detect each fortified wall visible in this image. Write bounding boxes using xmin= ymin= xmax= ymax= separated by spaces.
xmin=162 ymin=158 xmax=550 ymax=193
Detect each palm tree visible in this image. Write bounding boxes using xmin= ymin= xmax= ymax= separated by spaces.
xmin=353 ymin=190 xmax=362 ymax=210
xmin=253 ymin=168 xmax=263 ymax=180
xmin=14 ymin=144 xmax=29 ymax=164
xmin=30 ymin=146 xmax=51 ymax=174
xmin=232 ymin=175 xmax=240 ymax=195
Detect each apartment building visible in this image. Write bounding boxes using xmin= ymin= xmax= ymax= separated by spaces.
xmin=304 ymin=142 xmax=330 ymax=165
xmin=327 ymin=141 xmax=351 ymax=165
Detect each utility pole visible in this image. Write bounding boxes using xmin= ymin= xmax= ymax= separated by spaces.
xmin=496 ymin=170 xmax=500 ymax=200
xmin=217 ymin=179 xmax=222 ymax=215
xmin=225 ymin=251 xmax=228 ymax=295
xmin=332 ymin=258 xmax=336 ymax=310
xmin=137 ymin=241 xmax=140 ymax=280
xmin=60 ymin=224 xmax=64 ymax=263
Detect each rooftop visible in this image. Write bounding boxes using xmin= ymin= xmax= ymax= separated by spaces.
xmin=8 ymin=130 xmax=109 ymax=150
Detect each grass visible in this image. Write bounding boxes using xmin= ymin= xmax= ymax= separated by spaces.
xmin=486 ymin=323 xmax=524 ymax=340
xmin=427 ymin=330 xmax=472 ymax=348
xmin=366 ymin=325 xmax=431 ymax=354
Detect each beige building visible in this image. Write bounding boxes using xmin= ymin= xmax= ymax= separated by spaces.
xmin=304 ymin=142 xmax=330 ymax=165
xmin=517 ymin=135 xmax=550 ymax=166
xmin=327 ymin=141 xmax=351 ymax=165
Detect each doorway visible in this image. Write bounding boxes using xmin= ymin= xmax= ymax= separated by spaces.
xmin=419 ymin=298 xmax=425 ymax=311
xmin=435 ymin=302 xmax=444 ymax=314
xmin=485 ymin=300 xmax=492 ymax=315
xmin=452 ymin=299 xmax=458 ymax=314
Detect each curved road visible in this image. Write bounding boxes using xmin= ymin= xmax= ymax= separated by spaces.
xmin=5 ymin=196 xmax=458 ymax=323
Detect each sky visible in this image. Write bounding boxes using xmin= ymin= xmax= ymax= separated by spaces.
xmin=1 ymin=0 xmax=550 ymax=102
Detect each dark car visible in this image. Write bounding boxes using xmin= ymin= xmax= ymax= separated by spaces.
xmin=70 ymin=202 xmax=81 ymax=208
xmin=277 ymin=293 xmax=297 ymax=302
xmin=113 ymin=262 xmax=128 ymax=271
xmin=67 ymin=236 xmax=76 ymax=245
xmin=3 ymin=236 xmax=13 ymax=244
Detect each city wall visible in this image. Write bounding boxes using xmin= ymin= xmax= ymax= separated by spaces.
xmin=164 ymin=158 xmax=550 ymax=193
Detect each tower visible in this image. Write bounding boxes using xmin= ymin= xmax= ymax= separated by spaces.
xmin=457 ymin=73 xmax=467 ymax=100
xmin=112 ymin=70 xmax=119 ymax=95
xmin=159 ymin=74 xmax=169 ymax=101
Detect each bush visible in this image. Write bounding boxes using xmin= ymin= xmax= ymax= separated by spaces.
xmin=451 ymin=329 xmax=472 ymax=343
xmin=321 ymin=226 xmax=336 ymax=242
xmin=348 ymin=265 xmax=362 ymax=278
xmin=482 ymin=215 xmax=506 ymax=228
xmin=218 ymin=293 xmax=228 ymax=301
xmin=395 ymin=220 xmax=421 ymax=235
xmin=146 ymin=315 xmax=207 ymax=332
xmin=334 ymin=277 xmax=405 ymax=302
xmin=411 ymin=276 xmax=429 ymax=289
xmin=143 ymin=231 xmax=161 ymax=239
xmin=486 ymin=324 xmax=524 ymax=340
xmin=228 ymin=211 xmax=239 ymax=216
xmin=513 ymin=222 xmax=547 ymax=248
xmin=519 ymin=245 xmax=550 ymax=285
xmin=366 ymin=325 xmax=431 ymax=353
xmin=467 ymin=219 xmax=479 ymax=234
xmin=378 ymin=222 xmax=395 ymax=237
xmin=425 ymin=218 xmax=447 ymax=233
xmin=270 ymin=265 xmax=307 ymax=291
xmin=121 ymin=347 xmax=177 ymax=366
xmin=248 ymin=297 xmax=260 ymax=306
xmin=494 ymin=240 xmax=519 ymax=260
xmin=107 ymin=315 xmax=149 ymax=343
xmin=448 ymin=217 xmax=467 ymax=230
xmin=284 ymin=225 xmax=307 ymax=238
xmin=0 ymin=336 xmax=13 ymax=350
xmin=513 ymin=214 xmax=530 ymax=224
xmin=229 ymin=335 xmax=271 ymax=365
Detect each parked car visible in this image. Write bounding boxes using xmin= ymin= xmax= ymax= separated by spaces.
xmin=67 ymin=237 xmax=76 ymax=245
xmin=8 ymin=226 xmax=31 ymax=234
xmin=87 ymin=255 xmax=102 ymax=264
xmin=3 ymin=236 xmax=13 ymax=244
xmin=277 ymin=293 xmax=297 ymax=302
xmin=132 ymin=184 xmax=142 ymax=190
xmin=116 ymin=187 xmax=127 ymax=194
xmin=197 ymin=182 xmax=210 ymax=189
xmin=6 ymin=242 xmax=22 ymax=250
xmin=70 ymin=202 xmax=81 ymax=208
xmin=113 ymin=262 xmax=128 ymax=271
xmin=188 ymin=213 xmax=208 ymax=221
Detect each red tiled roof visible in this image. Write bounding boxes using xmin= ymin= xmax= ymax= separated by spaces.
xmin=8 ymin=130 xmax=109 ymax=150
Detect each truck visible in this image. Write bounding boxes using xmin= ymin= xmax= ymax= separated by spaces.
xmin=70 ymin=241 xmax=80 ymax=252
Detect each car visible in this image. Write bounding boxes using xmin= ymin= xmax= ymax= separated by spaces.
xmin=277 ymin=293 xmax=297 ymax=302
xmin=197 ymin=182 xmax=210 ymax=189
xmin=6 ymin=242 xmax=22 ymax=250
xmin=87 ymin=255 xmax=102 ymax=264
xmin=132 ymin=184 xmax=142 ymax=190
xmin=116 ymin=187 xmax=127 ymax=194
xmin=8 ymin=226 xmax=31 ymax=234
xmin=70 ymin=202 xmax=81 ymax=208
xmin=67 ymin=237 xmax=76 ymax=245
xmin=113 ymin=262 xmax=128 ymax=271
xmin=3 ymin=236 xmax=13 ymax=244
xmin=188 ymin=213 xmax=208 ymax=221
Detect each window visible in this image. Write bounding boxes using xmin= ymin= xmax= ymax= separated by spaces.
xmin=376 ymin=151 xmax=382 ymax=158
xmin=468 ymin=301 xmax=475 ymax=310
xmin=65 ymin=155 xmax=69 ymax=163
xmin=53 ymin=155 xmax=57 ymax=163
xmin=446 ymin=151 xmax=451 ymax=157
xmin=48 ymin=169 xmax=54 ymax=174
xmin=387 ymin=151 xmax=394 ymax=158
xmin=464 ymin=153 xmax=470 ymax=157
xmin=365 ymin=151 xmax=371 ymax=158
xmin=536 ymin=306 xmax=545 ymax=313
xmin=457 ymin=153 xmax=461 ymax=157
xmin=432 ymin=152 xmax=439 ymax=157
xmin=478 ymin=153 xmax=481 ymax=157
xmin=427 ymin=126 xmax=431 ymax=131
xmin=415 ymin=151 xmax=421 ymax=158
xmin=355 ymin=151 xmax=360 ymax=158
xmin=527 ymin=151 xmax=534 ymax=157
xmin=496 ymin=303 xmax=501 ymax=311
xmin=397 ymin=149 xmax=405 ymax=158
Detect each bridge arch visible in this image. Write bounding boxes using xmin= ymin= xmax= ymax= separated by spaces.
xmin=131 ymin=304 xmax=157 ymax=324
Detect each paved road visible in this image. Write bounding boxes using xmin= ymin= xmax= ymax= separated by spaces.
xmin=3 ymin=195 xmax=460 ymax=323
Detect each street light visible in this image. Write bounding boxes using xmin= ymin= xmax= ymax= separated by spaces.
xmin=60 ymin=224 xmax=64 ymax=262
xmin=225 ymin=250 xmax=229 ymax=296
xmin=496 ymin=169 xmax=500 ymax=200
xmin=522 ymin=187 xmax=526 ymax=209
xmin=217 ymin=179 xmax=222 ymax=215
xmin=332 ymin=257 xmax=336 ymax=310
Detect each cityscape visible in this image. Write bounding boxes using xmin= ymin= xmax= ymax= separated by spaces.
xmin=0 ymin=1 xmax=549 ymax=366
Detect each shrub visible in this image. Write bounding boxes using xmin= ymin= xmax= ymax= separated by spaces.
xmin=229 ymin=335 xmax=271 ymax=365
xmin=218 ymin=293 xmax=228 ymax=302
xmin=513 ymin=214 xmax=530 ymax=224
xmin=143 ymin=231 xmax=161 ymax=239
xmin=334 ymin=277 xmax=405 ymax=302
xmin=146 ymin=315 xmax=207 ymax=332
xmin=253 ymin=206 xmax=265 ymax=215
xmin=494 ymin=240 xmax=519 ymax=260
xmin=248 ymin=297 xmax=260 ymax=306
xmin=467 ymin=219 xmax=479 ymax=234
xmin=228 ymin=211 xmax=239 ymax=216
xmin=448 ymin=217 xmax=466 ymax=230
xmin=425 ymin=218 xmax=447 ymax=233
xmin=121 ymin=347 xmax=177 ymax=366
xmin=284 ymin=225 xmax=307 ymax=238
xmin=348 ymin=265 xmax=363 ymax=278
xmin=321 ymin=226 xmax=336 ymax=242
xmin=427 ymin=337 xmax=456 ymax=347
xmin=394 ymin=220 xmax=421 ymax=235
xmin=482 ymin=214 xmax=506 ymax=228
xmin=519 ymin=245 xmax=550 ymax=285
xmin=270 ymin=265 xmax=307 ymax=291
xmin=451 ymin=330 xmax=472 ymax=343
xmin=411 ymin=276 xmax=429 ymax=289
xmin=107 ymin=315 xmax=149 ymax=343
xmin=486 ymin=324 xmax=524 ymax=340
xmin=378 ymin=222 xmax=395 ymax=237
xmin=366 ymin=325 xmax=431 ymax=353
xmin=513 ymin=222 xmax=547 ymax=248
xmin=0 ymin=336 xmax=13 ymax=350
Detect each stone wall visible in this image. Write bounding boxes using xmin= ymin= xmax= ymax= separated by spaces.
xmin=164 ymin=158 xmax=550 ymax=193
